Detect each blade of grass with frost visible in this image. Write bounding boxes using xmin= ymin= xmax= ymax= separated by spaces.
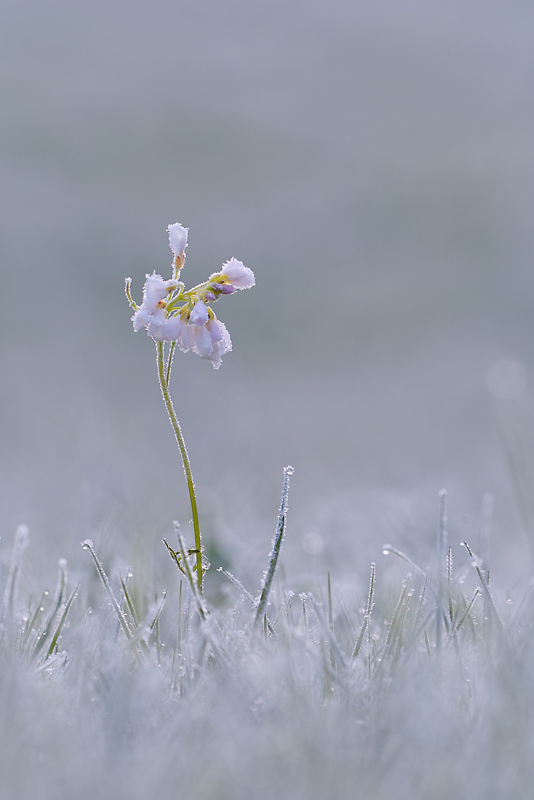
xmin=455 ymin=588 xmax=481 ymax=634
xmin=121 ymin=575 xmax=140 ymax=630
xmin=308 ymin=592 xmax=349 ymax=671
xmin=254 ymin=466 xmax=293 ymax=627
xmin=45 ymin=584 xmax=79 ymax=661
xmin=352 ymin=562 xmax=375 ymax=661
xmin=19 ymin=591 xmax=48 ymax=654
xmin=31 ymin=558 xmax=69 ymax=660
xmin=461 ymin=540 xmax=503 ymax=630
xmin=478 ymin=492 xmax=494 ymax=632
xmin=272 ymin=591 xmax=294 ymax=629
xmin=436 ymin=489 xmax=448 ymax=650
xmin=300 ymin=592 xmax=309 ymax=631
xmin=327 ymin=573 xmax=335 ymax=670
xmin=383 ymin=544 xmax=450 ymax=635
xmin=217 ymin=568 xmax=256 ymax=605
xmin=173 ymin=526 xmax=209 ymax=622
xmin=383 ymin=576 xmax=411 ymax=652
xmin=149 ymin=591 xmax=167 ymax=664
xmin=114 ymin=569 xmax=134 ymax=640
xmin=149 ymin=591 xmax=167 ymax=633
xmin=81 ymin=539 xmax=134 ymax=640
xmin=391 ymin=588 xmax=414 ymax=669
xmin=412 ymin=570 xmax=428 ymax=634
xmin=447 ymin=546 xmax=454 ymax=624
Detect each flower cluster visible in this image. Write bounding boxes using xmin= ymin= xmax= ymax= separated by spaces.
xmin=126 ymin=223 xmax=255 ymax=369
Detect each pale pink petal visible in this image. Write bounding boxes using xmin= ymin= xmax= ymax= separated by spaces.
xmin=147 ymin=307 xmax=170 ymax=341
xmin=163 ymin=314 xmax=187 ymax=342
xmin=189 ymin=300 xmax=209 ymax=326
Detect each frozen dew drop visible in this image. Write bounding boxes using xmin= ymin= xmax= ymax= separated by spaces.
xmin=284 ymin=465 xmax=295 ymax=475
xmin=81 ymin=539 xmax=93 ymax=550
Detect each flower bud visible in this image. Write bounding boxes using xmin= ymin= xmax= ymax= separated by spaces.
xmin=167 ymin=222 xmax=188 ymax=256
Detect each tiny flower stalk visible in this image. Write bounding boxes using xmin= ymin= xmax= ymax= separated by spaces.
xmin=156 ymin=340 xmax=203 ymax=590
xmin=126 ymin=222 xmax=255 ymax=593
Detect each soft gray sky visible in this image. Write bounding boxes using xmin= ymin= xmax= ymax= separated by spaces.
xmin=1 ymin=0 xmax=534 ymax=583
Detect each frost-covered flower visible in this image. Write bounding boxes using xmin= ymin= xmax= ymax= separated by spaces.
xmin=142 ymin=299 xmax=231 ymax=368
xmin=168 ymin=222 xmax=188 ymax=256
xmin=132 ymin=272 xmax=177 ymax=332
xmin=128 ymin=223 xmax=252 ymax=369
xmin=177 ymin=310 xmax=232 ymax=370
xmin=219 ymin=258 xmax=255 ymax=290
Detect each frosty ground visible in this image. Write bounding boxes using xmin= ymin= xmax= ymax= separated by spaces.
xmin=1 ymin=482 xmax=533 ymax=800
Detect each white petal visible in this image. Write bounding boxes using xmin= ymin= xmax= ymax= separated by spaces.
xmin=132 ymin=308 xmax=152 ymax=331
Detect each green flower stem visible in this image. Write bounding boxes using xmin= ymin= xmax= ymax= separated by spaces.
xmin=156 ymin=341 xmax=203 ymax=593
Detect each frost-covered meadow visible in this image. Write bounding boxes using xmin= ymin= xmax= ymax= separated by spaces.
xmin=2 ymin=0 xmax=534 ymax=797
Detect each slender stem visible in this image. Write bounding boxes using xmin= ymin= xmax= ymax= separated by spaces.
xmin=166 ymin=341 xmax=176 ymax=386
xmin=156 ymin=341 xmax=203 ymax=592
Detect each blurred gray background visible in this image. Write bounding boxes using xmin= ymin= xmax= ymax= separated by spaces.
xmin=2 ymin=0 xmax=534 ymax=587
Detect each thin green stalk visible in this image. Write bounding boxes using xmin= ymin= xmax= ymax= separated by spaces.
xmin=156 ymin=341 xmax=203 ymax=592
xmin=166 ymin=341 xmax=176 ymax=386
